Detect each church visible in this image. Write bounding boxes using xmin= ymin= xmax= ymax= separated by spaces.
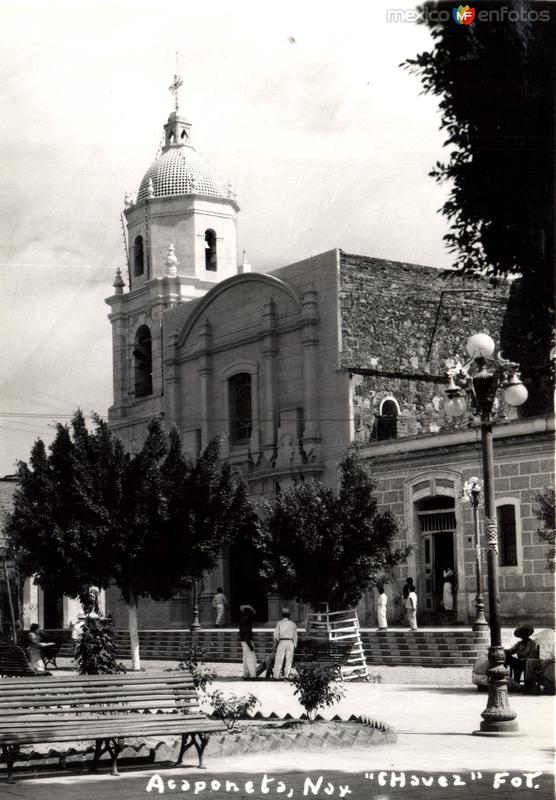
xmin=102 ymin=83 xmax=555 ymax=632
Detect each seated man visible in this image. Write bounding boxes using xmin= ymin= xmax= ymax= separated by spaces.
xmin=504 ymin=625 xmax=538 ymax=684
xmin=523 ymin=629 xmax=556 ymax=695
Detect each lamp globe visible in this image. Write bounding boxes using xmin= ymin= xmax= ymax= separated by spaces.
xmin=466 ymin=333 xmax=495 ymax=359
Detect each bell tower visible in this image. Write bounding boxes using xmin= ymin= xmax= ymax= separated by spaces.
xmin=106 ymin=72 xmax=241 ymax=441
xmin=122 ymin=70 xmax=240 ymax=296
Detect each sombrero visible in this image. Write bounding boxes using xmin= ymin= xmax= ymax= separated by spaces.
xmin=513 ymin=625 xmax=534 ymax=638
xmin=240 ymin=604 xmax=256 ymax=614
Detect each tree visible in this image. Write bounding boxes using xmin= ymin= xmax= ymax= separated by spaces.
xmin=534 ymin=487 xmax=555 ymax=573
xmin=259 ymin=454 xmax=410 ymax=610
xmin=7 ymin=412 xmax=256 ymax=670
xmin=403 ymin=1 xmax=555 ymax=412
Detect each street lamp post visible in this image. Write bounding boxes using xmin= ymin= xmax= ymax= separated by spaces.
xmin=190 ymin=581 xmax=201 ymax=632
xmin=462 ymin=477 xmax=488 ymax=631
xmin=444 ymin=333 xmax=528 ymax=736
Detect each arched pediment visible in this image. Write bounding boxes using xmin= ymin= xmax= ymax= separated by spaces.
xmin=176 ymin=272 xmax=302 ymax=348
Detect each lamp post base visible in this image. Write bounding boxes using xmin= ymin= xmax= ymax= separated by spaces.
xmin=474 ymin=645 xmax=519 ymax=736
xmin=473 ymin=726 xmax=522 ymax=737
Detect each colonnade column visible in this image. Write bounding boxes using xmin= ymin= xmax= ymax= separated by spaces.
xmin=301 ymin=289 xmax=320 ymax=456
xmin=261 ymin=298 xmax=278 ymax=465
xmin=196 ymin=321 xmax=212 ymax=449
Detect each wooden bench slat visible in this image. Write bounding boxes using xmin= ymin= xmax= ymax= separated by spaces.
xmin=0 ymin=688 xmax=197 ymax=704
xmin=0 ymin=669 xmax=222 ymax=780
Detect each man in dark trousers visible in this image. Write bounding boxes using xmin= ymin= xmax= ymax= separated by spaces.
xmin=239 ymin=604 xmax=257 ymax=679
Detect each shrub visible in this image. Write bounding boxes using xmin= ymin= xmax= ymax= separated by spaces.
xmin=172 ymin=639 xmax=216 ymax=691
xmin=74 ymin=617 xmax=126 ymax=675
xmin=206 ymin=690 xmax=259 ymax=729
xmin=289 ymin=664 xmax=345 ymax=721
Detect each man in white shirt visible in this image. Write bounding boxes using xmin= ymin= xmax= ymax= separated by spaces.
xmin=407 ymin=588 xmax=418 ymax=630
xmin=273 ymin=608 xmax=298 ymax=679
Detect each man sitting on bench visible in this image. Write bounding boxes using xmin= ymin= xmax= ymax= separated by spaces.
xmin=505 ymin=625 xmax=538 ymax=684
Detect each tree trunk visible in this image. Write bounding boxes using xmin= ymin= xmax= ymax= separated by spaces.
xmin=127 ymin=594 xmax=141 ymax=671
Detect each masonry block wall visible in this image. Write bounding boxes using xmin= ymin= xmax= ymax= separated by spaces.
xmin=339 ymin=252 xmax=520 ymax=443
xmin=360 ymin=422 xmax=555 ymax=628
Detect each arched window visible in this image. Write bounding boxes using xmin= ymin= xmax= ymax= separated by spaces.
xmin=375 ymin=398 xmax=399 ymax=441
xmin=133 ymin=235 xmax=144 ymax=277
xmin=497 ymin=504 xmax=518 ymax=567
xmin=133 ymin=325 xmax=152 ymax=397
xmin=229 ymin=372 xmax=252 ymax=444
xmin=205 ymin=229 xmax=217 ymax=271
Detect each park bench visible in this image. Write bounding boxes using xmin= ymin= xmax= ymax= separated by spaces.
xmin=294 ymin=638 xmax=354 ymax=679
xmin=0 ymin=671 xmax=226 ymax=783
xmin=0 ymin=641 xmax=50 ymax=678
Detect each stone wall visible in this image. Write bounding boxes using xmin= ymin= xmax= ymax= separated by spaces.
xmin=358 ymin=419 xmax=555 ymax=627
xmin=339 ymin=252 xmax=523 ymax=443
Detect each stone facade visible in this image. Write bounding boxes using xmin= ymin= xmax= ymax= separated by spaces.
xmin=106 ymin=242 xmax=555 ymax=630
xmin=356 ymin=419 xmax=554 ymax=627
xmin=104 ymin=98 xmax=554 ymax=632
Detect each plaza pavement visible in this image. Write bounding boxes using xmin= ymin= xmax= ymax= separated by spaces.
xmin=2 ymin=664 xmax=553 ymax=800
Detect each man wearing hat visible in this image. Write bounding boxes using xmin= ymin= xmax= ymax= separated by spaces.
xmin=505 ymin=625 xmax=538 ymax=684
xmin=239 ymin=605 xmax=257 ymax=679
xmin=273 ymin=608 xmax=298 ymax=679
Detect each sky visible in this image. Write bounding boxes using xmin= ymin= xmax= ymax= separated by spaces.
xmin=0 ymin=0 xmax=453 ymax=475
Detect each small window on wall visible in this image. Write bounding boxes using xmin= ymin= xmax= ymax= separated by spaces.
xmin=133 ymin=325 xmax=152 ymax=398
xmin=133 ymin=235 xmax=144 ymax=277
xmin=497 ymin=504 xmax=518 ymax=567
xmin=205 ymin=229 xmax=217 ymax=271
xmin=375 ymin=398 xmax=399 ymax=441
xmin=229 ymin=372 xmax=252 ymax=444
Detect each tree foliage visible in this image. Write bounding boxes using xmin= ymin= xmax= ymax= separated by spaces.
xmin=403 ymin=1 xmax=555 ymax=410
xmin=259 ymin=454 xmax=409 ymax=610
xmin=534 ymin=487 xmax=555 ymax=572
xmin=6 ymin=411 xmax=257 ymax=664
xmin=289 ymin=664 xmax=346 ymax=721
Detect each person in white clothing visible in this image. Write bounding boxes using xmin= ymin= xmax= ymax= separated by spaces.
xmin=239 ymin=605 xmax=257 ymax=679
xmin=273 ymin=608 xmax=298 ymax=679
xmin=212 ymin=587 xmax=228 ymax=627
xmin=376 ymin=585 xmax=387 ymax=631
xmin=442 ymin=568 xmax=454 ymax=612
xmin=407 ymin=587 xmax=418 ymax=630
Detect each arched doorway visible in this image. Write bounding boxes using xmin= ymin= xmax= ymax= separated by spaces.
xmin=416 ymin=496 xmax=457 ymax=622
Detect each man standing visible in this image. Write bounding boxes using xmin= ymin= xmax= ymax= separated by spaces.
xmin=273 ymin=608 xmax=298 ymax=679
xmin=212 ymin=587 xmax=228 ymax=628
xmin=239 ymin=605 xmax=257 ymax=679
xmin=407 ymin=585 xmax=418 ymax=631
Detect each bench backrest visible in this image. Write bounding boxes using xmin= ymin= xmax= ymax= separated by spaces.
xmin=295 ymin=638 xmax=353 ymax=663
xmin=0 ymin=641 xmax=37 ymax=677
xmin=0 ymin=672 xmax=200 ymax=722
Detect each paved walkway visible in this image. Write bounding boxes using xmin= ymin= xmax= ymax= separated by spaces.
xmin=2 ymin=674 xmax=553 ymax=800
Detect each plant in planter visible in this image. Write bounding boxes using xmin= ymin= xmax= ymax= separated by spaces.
xmin=74 ymin=616 xmax=126 ymax=675
xmin=289 ymin=664 xmax=346 ymax=722
xmin=206 ymin=690 xmax=259 ymax=730
xmin=174 ymin=640 xmax=216 ymax=691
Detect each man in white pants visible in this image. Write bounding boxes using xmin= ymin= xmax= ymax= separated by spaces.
xmin=407 ymin=587 xmax=418 ymax=630
xmin=273 ymin=608 xmax=298 ymax=679
xmin=212 ymin=587 xmax=228 ymax=627
xmin=239 ymin=605 xmax=257 ymax=679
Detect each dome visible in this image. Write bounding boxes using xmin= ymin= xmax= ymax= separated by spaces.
xmin=137 ymin=146 xmax=228 ymax=203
